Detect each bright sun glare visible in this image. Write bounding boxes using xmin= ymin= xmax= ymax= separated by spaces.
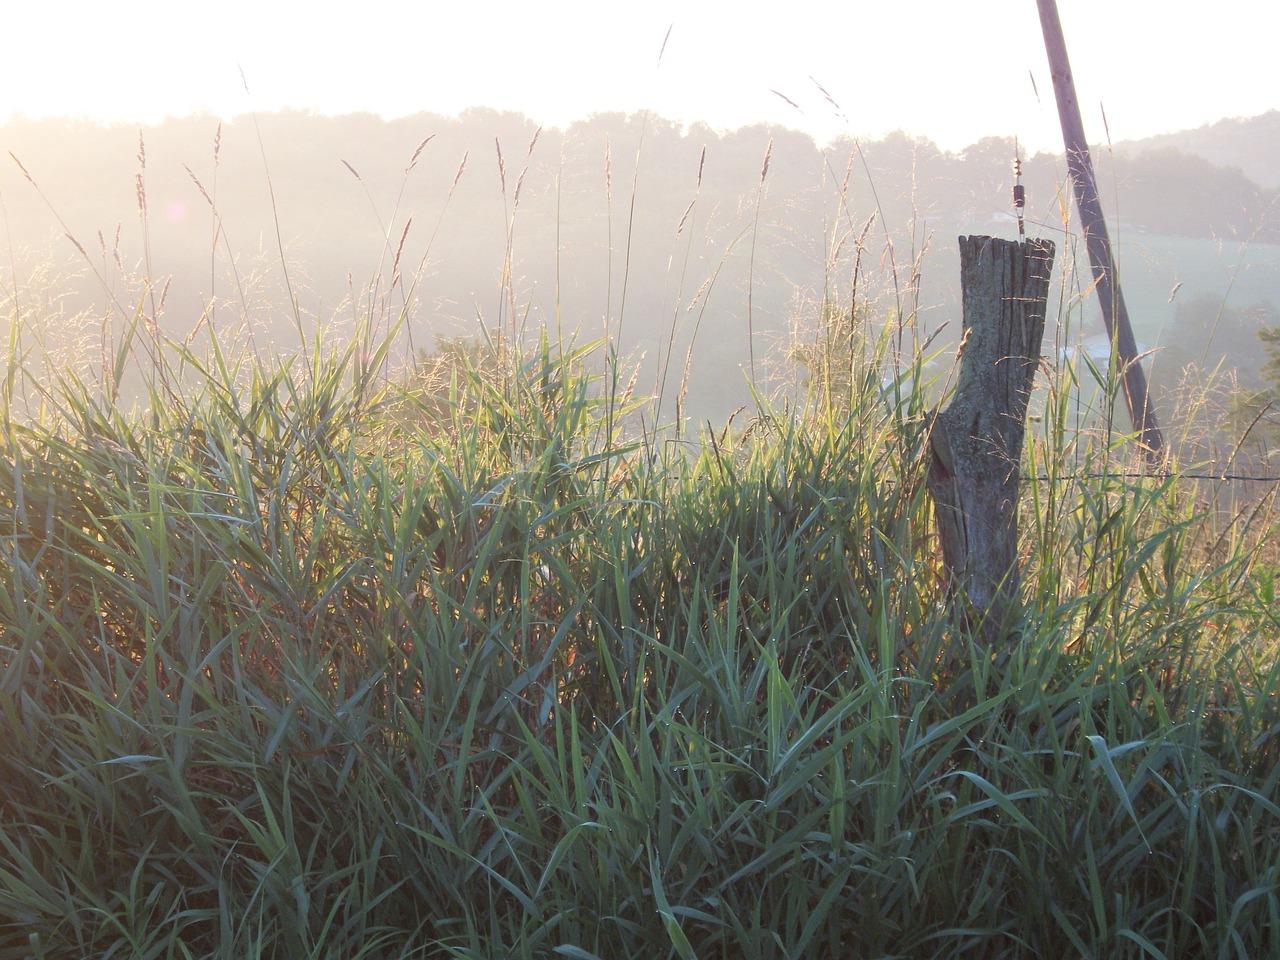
xmin=4 ymin=2 xmax=1276 ymax=153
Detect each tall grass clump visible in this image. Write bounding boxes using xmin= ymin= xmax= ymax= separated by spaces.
xmin=3 ymin=198 xmax=1280 ymax=957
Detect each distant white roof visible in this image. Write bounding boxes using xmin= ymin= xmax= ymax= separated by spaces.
xmin=1060 ymin=334 xmax=1150 ymax=363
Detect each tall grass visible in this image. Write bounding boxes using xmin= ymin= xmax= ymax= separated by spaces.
xmin=1 ymin=285 xmax=1278 ymax=958
xmin=2 ymin=115 xmax=1279 ymax=957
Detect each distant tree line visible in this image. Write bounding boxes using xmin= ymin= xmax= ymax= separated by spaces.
xmin=1 ymin=108 xmax=1276 ymax=428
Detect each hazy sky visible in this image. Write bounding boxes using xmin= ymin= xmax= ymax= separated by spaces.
xmin=4 ymin=1 xmax=1274 ymax=152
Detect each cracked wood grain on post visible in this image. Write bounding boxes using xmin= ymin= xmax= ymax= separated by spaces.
xmin=926 ymin=235 xmax=1056 ymax=644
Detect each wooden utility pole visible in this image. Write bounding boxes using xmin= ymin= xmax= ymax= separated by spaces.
xmin=1036 ymin=0 xmax=1164 ymax=460
xmin=928 ymin=236 xmax=1056 ymax=643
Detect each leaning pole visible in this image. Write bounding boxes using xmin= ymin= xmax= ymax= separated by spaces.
xmin=1037 ymin=0 xmax=1164 ymax=460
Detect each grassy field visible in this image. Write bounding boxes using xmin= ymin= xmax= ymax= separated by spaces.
xmin=1 ymin=285 xmax=1278 ymax=958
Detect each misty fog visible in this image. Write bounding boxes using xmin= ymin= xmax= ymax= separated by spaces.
xmin=2 ymin=108 xmax=1278 ymax=429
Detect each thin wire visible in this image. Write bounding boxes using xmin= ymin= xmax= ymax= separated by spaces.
xmin=1024 ymin=471 xmax=1280 ymax=483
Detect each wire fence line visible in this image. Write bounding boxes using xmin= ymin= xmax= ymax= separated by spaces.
xmin=1023 ymin=471 xmax=1280 ymax=484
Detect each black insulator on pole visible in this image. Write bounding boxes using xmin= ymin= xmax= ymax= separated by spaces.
xmin=1012 ymin=151 xmax=1026 ymax=239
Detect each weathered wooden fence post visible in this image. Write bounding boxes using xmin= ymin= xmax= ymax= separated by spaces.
xmin=926 ymin=235 xmax=1056 ymax=644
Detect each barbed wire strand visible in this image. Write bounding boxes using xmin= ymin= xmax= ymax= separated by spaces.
xmin=1023 ymin=472 xmax=1280 ymax=483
